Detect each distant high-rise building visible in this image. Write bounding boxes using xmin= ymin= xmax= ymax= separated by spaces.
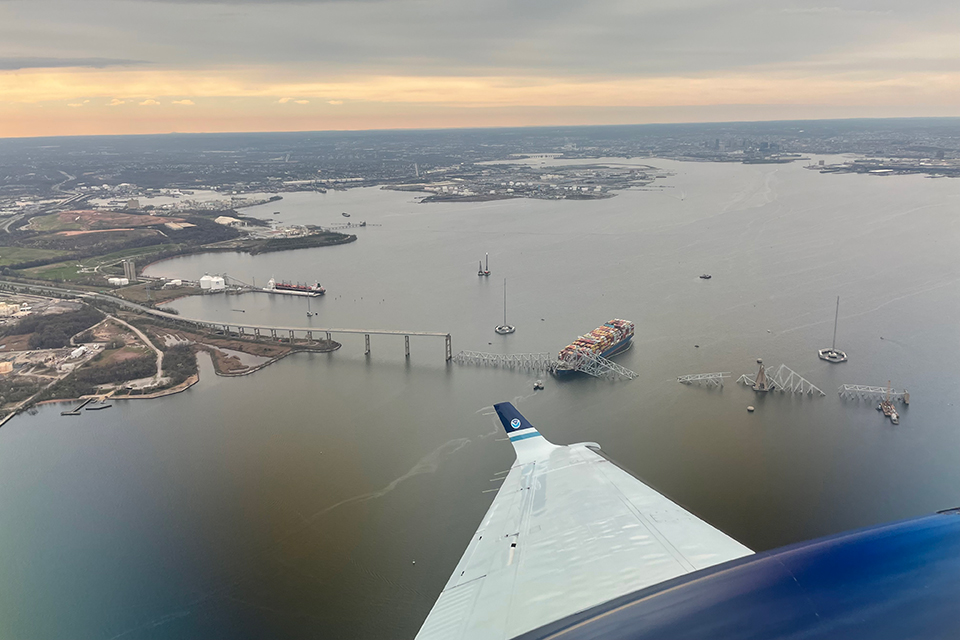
xmin=122 ymin=259 xmax=137 ymax=282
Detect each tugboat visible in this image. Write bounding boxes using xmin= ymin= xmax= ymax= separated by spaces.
xmin=533 ymin=380 xmax=544 ymax=391
xmin=342 ymin=212 xmax=351 ymax=217
xmin=818 ymin=296 xmax=848 ymax=363
xmin=699 ymin=274 xmax=712 ymax=280
xmin=494 ymin=278 xmax=515 ymax=335
xmin=478 ymin=253 xmax=491 ymax=277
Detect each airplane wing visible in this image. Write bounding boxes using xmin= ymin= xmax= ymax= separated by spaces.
xmin=415 ymin=402 xmax=752 ymax=640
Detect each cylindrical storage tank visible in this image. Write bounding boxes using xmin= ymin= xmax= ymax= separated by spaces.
xmin=199 ymin=275 xmax=213 ymax=290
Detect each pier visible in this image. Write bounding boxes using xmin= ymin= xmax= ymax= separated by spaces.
xmin=61 ymin=397 xmax=95 ymax=416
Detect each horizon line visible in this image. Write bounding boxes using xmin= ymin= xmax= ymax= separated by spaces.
xmin=3 ymin=115 xmax=959 ymax=142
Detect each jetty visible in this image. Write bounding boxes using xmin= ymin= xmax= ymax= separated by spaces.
xmin=61 ymin=397 xmax=95 ymax=416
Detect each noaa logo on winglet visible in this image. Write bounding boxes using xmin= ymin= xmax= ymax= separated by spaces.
xmin=510 ymin=418 xmax=522 ymax=430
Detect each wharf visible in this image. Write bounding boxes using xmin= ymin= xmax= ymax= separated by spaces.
xmin=61 ymin=397 xmax=95 ymax=416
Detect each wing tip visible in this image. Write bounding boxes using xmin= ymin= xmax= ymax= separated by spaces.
xmin=494 ymin=402 xmax=536 ymax=436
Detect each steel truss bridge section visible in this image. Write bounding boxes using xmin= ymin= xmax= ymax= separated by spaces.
xmin=677 ymin=372 xmax=730 ymax=387
xmin=453 ymin=351 xmax=638 ymax=381
xmin=738 ymin=364 xmax=825 ymax=396
xmin=839 ymin=385 xmax=910 ymax=404
xmin=453 ymin=351 xmax=557 ymax=373
xmin=564 ymin=352 xmax=638 ymax=381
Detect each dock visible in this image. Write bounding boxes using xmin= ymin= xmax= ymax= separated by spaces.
xmin=61 ymin=397 xmax=95 ymax=416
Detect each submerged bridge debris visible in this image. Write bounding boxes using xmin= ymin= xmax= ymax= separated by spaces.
xmin=453 ymin=350 xmax=637 ymax=381
xmin=738 ymin=363 xmax=825 ymax=396
xmin=677 ymin=372 xmax=730 ymax=387
xmin=839 ymin=385 xmax=910 ymax=404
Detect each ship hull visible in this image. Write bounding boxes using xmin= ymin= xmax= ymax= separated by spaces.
xmin=261 ymin=288 xmax=323 ymax=297
xmin=554 ymin=335 xmax=633 ymax=378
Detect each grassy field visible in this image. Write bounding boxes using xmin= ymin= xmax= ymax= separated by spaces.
xmin=27 ymin=213 xmax=83 ymax=232
xmin=0 ymin=247 xmax=68 ymax=267
xmin=20 ymin=243 xmax=179 ymax=283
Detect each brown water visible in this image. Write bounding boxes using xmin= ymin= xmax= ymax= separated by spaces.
xmin=2 ymin=157 xmax=960 ymax=639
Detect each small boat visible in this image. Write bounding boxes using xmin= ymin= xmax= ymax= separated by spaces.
xmin=534 ymin=380 xmax=544 ymax=390
xmin=494 ymin=278 xmax=515 ymax=335
xmin=699 ymin=274 xmax=712 ymax=280
xmin=818 ymin=296 xmax=848 ymax=363
xmin=342 ymin=212 xmax=351 ymax=217
xmin=273 ymin=211 xmax=280 ymax=215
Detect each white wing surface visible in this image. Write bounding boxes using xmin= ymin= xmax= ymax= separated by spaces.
xmin=415 ymin=402 xmax=752 ymax=640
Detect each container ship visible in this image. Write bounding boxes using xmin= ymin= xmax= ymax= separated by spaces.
xmin=263 ymin=278 xmax=326 ymax=297
xmin=554 ymin=319 xmax=634 ymax=377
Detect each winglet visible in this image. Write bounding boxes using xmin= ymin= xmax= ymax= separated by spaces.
xmin=494 ymin=402 xmax=557 ymax=463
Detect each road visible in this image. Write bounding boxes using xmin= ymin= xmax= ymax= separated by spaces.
xmin=109 ymin=315 xmax=165 ymax=387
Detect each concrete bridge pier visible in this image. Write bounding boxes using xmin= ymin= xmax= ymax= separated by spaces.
xmin=405 ymin=335 xmax=410 ymax=358
xmin=365 ymin=334 xmax=371 ymax=355
xmin=445 ymin=334 xmax=452 ymax=361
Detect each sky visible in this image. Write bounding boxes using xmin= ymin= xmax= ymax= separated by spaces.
xmin=1 ymin=0 xmax=958 ymax=137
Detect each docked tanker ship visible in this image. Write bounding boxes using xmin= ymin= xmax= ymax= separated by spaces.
xmin=554 ymin=319 xmax=634 ymax=377
xmin=263 ymin=278 xmax=326 ymax=297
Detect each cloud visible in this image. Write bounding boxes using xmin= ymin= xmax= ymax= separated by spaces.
xmin=327 ymin=99 xmax=343 ymax=105
xmin=67 ymin=102 xmax=84 ymax=108
xmin=293 ymin=99 xmax=309 ymax=104
xmin=171 ymin=99 xmax=194 ymax=105
xmin=108 ymin=98 xmax=126 ymax=106
xmin=278 ymin=97 xmax=292 ymax=103
xmin=139 ymin=99 xmax=160 ymax=105
xmin=0 ymin=57 xmax=147 ymax=71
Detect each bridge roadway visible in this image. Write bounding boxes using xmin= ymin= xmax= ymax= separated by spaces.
xmin=0 ymin=279 xmax=453 ymax=360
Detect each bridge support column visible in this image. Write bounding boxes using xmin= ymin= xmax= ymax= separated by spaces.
xmin=270 ymin=328 xmax=277 ymax=340
xmin=325 ymin=332 xmax=331 ymax=341
xmin=289 ymin=329 xmax=295 ymax=341
xmin=445 ymin=334 xmax=452 ymax=361
xmin=306 ymin=331 xmax=313 ymax=342
xmin=405 ymin=335 xmax=410 ymax=358
xmin=365 ymin=334 xmax=371 ymax=355
xmin=254 ymin=328 xmax=261 ymax=338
